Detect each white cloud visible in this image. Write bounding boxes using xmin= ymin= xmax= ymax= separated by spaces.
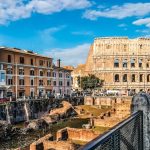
xmin=83 ymin=3 xmax=150 ymax=20
xmin=118 ymin=23 xmax=127 ymax=27
xmin=136 ymin=29 xmax=150 ymax=33
xmin=44 ymin=43 xmax=91 ymax=66
xmin=39 ymin=25 xmax=66 ymax=44
xmin=72 ymin=31 xmax=93 ymax=36
xmin=0 ymin=0 xmax=92 ymax=25
xmin=133 ymin=18 xmax=150 ymax=27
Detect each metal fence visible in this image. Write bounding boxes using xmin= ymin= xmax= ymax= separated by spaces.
xmin=80 ymin=111 xmax=143 ymax=150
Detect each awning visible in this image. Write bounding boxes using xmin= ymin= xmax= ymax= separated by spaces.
xmin=0 ymin=85 xmax=11 ymax=90
xmin=7 ymin=65 xmax=12 ymax=68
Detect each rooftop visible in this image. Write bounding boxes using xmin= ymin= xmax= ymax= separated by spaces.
xmin=94 ymin=37 xmax=150 ymax=40
xmin=0 ymin=47 xmax=52 ymax=59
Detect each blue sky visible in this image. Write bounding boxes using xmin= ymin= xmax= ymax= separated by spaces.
xmin=0 ymin=0 xmax=150 ymax=66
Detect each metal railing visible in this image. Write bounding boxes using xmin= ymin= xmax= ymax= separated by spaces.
xmin=80 ymin=111 xmax=143 ymax=150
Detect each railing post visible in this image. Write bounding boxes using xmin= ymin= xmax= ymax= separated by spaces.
xmin=132 ymin=92 xmax=150 ymax=150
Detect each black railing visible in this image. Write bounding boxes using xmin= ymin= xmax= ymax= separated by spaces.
xmin=80 ymin=111 xmax=143 ymax=150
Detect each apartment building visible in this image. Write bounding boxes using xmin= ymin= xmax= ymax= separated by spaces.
xmin=0 ymin=47 xmax=53 ymax=98
xmin=52 ymin=59 xmax=72 ymax=96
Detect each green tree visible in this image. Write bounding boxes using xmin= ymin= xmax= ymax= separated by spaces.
xmin=77 ymin=74 xmax=103 ymax=90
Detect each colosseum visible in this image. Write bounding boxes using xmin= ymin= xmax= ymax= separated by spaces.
xmin=73 ymin=37 xmax=150 ymax=93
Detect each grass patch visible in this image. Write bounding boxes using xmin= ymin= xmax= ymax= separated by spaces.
xmin=50 ymin=118 xmax=89 ymax=138
xmin=92 ymin=126 xmax=110 ymax=134
xmin=76 ymin=105 xmax=111 ymax=117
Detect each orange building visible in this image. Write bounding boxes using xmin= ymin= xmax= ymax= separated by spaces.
xmin=0 ymin=47 xmax=53 ymax=98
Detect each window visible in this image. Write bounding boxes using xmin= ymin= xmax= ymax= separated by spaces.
xmin=8 ymin=79 xmax=13 ymax=85
xmin=146 ymin=63 xmax=149 ymax=68
xmin=59 ymin=81 xmax=63 ymax=86
xmin=1 ymin=73 xmax=5 ymax=82
xmin=67 ymin=81 xmax=70 ymax=86
xmin=124 ymin=44 xmax=127 ymax=49
xmin=0 ymin=64 xmax=3 ymax=70
xmin=106 ymin=44 xmax=111 ymax=49
xmin=47 ymin=61 xmax=51 ymax=67
xmin=122 ymin=59 xmax=127 ymax=68
xmin=31 ymin=79 xmax=34 ymax=86
xmin=8 ymin=55 xmax=11 ymax=63
xmin=19 ymin=79 xmax=24 ymax=85
xmin=59 ymin=72 xmax=62 ymax=78
xmin=66 ymin=73 xmax=70 ymax=78
xmin=147 ymin=74 xmax=150 ymax=82
xmin=53 ymin=72 xmax=56 ymax=77
xmin=30 ymin=70 xmax=34 ymax=76
xmin=47 ymin=80 xmax=51 ymax=86
xmin=31 ymin=59 xmax=33 ymax=65
xmin=131 ymin=74 xmax=135 ymax=82
xmin=20 ymin=57 xmax=24 ymax=64
xmin=19 ymin=69 xmax=24 ymax=75
xmin=39 ymin=80 xmax=43 ymax=86
xmin=7 ymin=68 xmax=13 ymax=74
xmin=47 ymin=71 xmax=51 ymax=77
xmin=40 ymin=71 xmax=43 ymax=76
xmin=123 ymin=74 xmax=127 ymax=82
xmin=39 ymin=60 xmax=43 ymax=66
xmin=53 ymin=81 xmax=56 ymax=86
xmin=59 ymin=89 xmax=62 ymax=94
xmin=140 ymin=44 xmax=142 ymax=49
xmin=114 ymin=58 xmax=119 ymax=68
xmin=114 ymin=74 xmax=119 ymax=82
xmin=139 ymin=74 xmax=143 ymax=82
xmin=131 ymin=58 xmax=135 ymax=68
xmin=139 ymin=59 xmax=142 ymax=68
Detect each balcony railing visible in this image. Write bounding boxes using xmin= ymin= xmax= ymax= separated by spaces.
xmin=80 ymin=111 xmax=143 ymax=150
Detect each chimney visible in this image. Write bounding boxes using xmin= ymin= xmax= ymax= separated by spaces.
xmin=57 ymin=59 xmax=61 ymax=68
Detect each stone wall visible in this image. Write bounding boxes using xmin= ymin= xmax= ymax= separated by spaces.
xmin=132 ymin=92 xmax=150 ymax=150
xmin=29 ymin=127 xmax=99 ymax=150
xmin=57 ymin=127 xmax=99 ymax=142
xmin=0 ymin=97 xmax=83 ymax=124
xmin=91 ymin=98 xmax=131 ymax=128
xmin=43 ymin=141 xmax=76 ymax=150
xmin=30 ymin=134 xmax=53 ymax=150
xmin=84 ymin=96 xmax=132 ymax=107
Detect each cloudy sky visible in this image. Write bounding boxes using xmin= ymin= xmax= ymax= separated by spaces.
xmin=0 ymin=0 xmax=150 ymax=66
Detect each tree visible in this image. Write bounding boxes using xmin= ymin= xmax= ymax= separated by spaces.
xmin=77 ymin=74 xmax=103 ymax=90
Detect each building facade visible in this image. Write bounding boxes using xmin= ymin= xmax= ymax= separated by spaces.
xmin=52 ymin=60 xmax=72 ymax=96
xmin=71 ymin=64 xmax=85 ymax=90
xmin=79 ymin=37 xmax=150 ymax=93
xmin=0 ymin=64 xmax=7 ymax=98
xmin=0 ymin=47 xmax=53 ymax=98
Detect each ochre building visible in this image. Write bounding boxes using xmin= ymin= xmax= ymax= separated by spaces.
xmin=74 ymin=37 xmax=150 ymax=93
